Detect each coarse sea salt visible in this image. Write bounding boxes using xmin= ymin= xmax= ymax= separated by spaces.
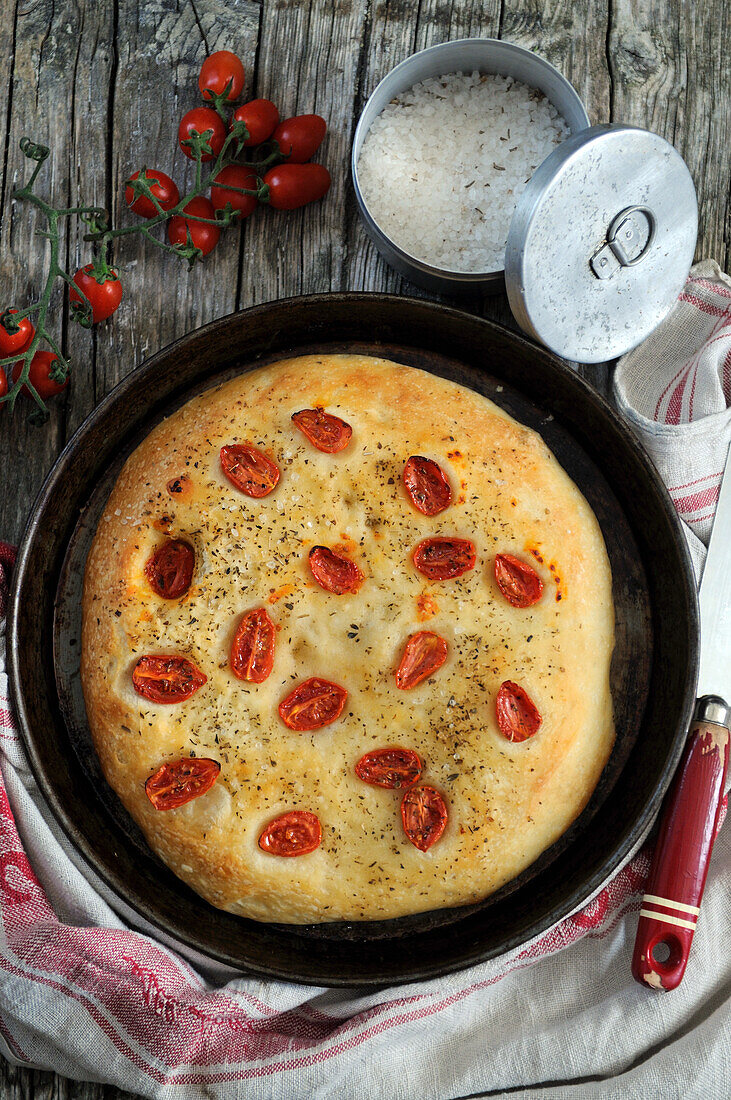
xmin=357 ymin=71 xmax=570 ymax=273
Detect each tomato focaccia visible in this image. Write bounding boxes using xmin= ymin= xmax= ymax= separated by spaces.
xmin=80 ymin=354 xmax=615 ymax=924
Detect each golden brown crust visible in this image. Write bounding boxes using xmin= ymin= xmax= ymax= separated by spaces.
xmin=81 ymin=354 xmax=614 ymax=923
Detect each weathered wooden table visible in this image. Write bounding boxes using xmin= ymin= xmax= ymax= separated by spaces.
xmin=0 ymin=0 xmax=728 ymax=1096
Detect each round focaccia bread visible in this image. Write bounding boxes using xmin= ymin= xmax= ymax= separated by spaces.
xmin=81 ymin=354 xmax=614 ymax=924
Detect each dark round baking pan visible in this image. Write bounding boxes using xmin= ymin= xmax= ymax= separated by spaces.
xmin=8 ymin=293 xmax=698 ymax=986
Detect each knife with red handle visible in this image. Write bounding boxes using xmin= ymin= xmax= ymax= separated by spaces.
xmin=631 ymin=696 xmax=729 ymax=990
xmin=632 ymin=447 xmax=731 ymax=991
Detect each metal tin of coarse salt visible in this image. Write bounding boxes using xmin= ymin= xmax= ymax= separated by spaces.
xmin=351 ymin=38 xmax=591 ymax=296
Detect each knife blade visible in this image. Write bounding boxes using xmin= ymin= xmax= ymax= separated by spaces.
xmin=632 ymin=445 xmax=731 ymax=991
xmin=697 ymin=447 xmax=731 ymax=698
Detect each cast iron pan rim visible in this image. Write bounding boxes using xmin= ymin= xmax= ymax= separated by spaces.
xmin=8 ymin=293 xmax=699 ymax=985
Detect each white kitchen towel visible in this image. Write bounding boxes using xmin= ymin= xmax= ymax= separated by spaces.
xmin=614 ymin=260 xmax=731 ymax=575
xmin=0 ymin=260 xmax=730 ymax=1098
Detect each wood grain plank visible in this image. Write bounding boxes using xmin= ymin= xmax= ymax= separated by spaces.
xmin=240 ymin=0 xmax=369 ymax=307
xmin=609 ymin=0 xmax=731 ymax=267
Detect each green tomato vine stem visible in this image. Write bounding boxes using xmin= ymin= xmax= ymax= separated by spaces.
xmin=0 ymin=113 xmax=284 ymax=420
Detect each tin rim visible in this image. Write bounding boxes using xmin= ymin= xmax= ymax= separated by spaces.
xmin=351 ymin=38 xmax=591 ymax=286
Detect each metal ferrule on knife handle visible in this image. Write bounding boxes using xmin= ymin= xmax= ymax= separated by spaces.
xmin=631 ymin=695 xmax=730 ymax=990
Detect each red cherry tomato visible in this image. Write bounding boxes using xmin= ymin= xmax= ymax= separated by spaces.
xmin=355 ymin=748 xmax=422 ymax=789
xmin=263 ymin=164 xmax=331 ymax=210
xmin=0 ymin=310 xmax=34 ymax=356
xmin=230 ymin=607 xmax=276 ymax=683
xmin=273 ymin=114 xmax=327 ymax=163
xmin=220 ymin=443 xmax=280 ymax=497
xmin=258 ymin=810 xmax=322 ymax=856
xmin=144 ymin=539 xmax=195 ymax=599
xmin=178 ymin=107 xmax=227 ymax=161
xmin=494 ymin=554 xmax=544 ymax=608
xmin=403 ymin=456 xmax=452 ymax=516
xmin=132 ymin=655 xmax=207 ymax=704
xmin=210 ymin=165 xmax=258 ymax=220
xmin=291 ymin=407 xmax=352 ymax=452
xmin=198 ymin=51 xmax=245 ymax=102
xmin=401 ymin=786 xmax=448 ymax=851
xmin=11 ymin=351 xmax=68 ymax=399
xmin=412 ymin=537 xmax=476 ymax=580
xmin=396 ymin=631 xmax=448 ymax=690
xmin=308 ymin=546 xmax=364 ymax=595
xmin=167 ymin=196 xmax=220 ymax=257
xmin=0 ymin=371 xmax=7 ymax=399
xmin=279 ymin=677 xmax=347 ymax=731
xmin=496 ymin=681 xmax=542 ymax=742
xmin=145 ymin=757 xmax=220 ymax=810
xmin=232 ymin=99 xmax=280 ymax=146
xmin=70 ymin=266 xmax=123 ymax=323
xmin=124 ymin=170 xmax=180 ymax=218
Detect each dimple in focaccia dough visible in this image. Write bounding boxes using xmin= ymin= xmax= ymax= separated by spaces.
xmin=81 ymin=354 xmax=615 ymax=924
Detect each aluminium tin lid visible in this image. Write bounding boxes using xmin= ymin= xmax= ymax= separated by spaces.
xmin=505 ymin=125 xmax=698 ymax=363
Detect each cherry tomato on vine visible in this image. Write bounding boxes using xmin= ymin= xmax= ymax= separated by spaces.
xmin=178 ymin=107 xmax=227 ymax=161
xmin=0 ymin=372 xmax=7 ymax=400
xmin=210 ymin=165 xmax=258 ymax=220
xmin=262 ymin=164 xmax=331 ymax=210
xmin=273 ymin=115 xmax=327 ymax=163
xmin=125 ymin=169 xmax=180 ymax=219
xmin=11 ymin=351 xmax=68 ymax=399
xmin=70 ymin=265 xmax=123 ymax=323
xmin=0 ymin=309 xmax=35 ymax=356
xmin=167 ymin=196 xmax=221 ymax=256
xmin=198 ymin=51 xmax=245 ymax=102
xmin=232 ymin=99 xmax=280 ymax=146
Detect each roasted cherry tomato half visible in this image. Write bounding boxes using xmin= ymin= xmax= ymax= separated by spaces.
xmin=279 ymin=677 xmax=347 ymax=731
xmin=396 ymin=631 xmax=448 ymax=690
xmin=167 ymin=196 xmax=220 ymax=256
xmin=11 ymin=351 xmax=68 ymax=399
xmin=144 ymin=538 xmax=195 ymax=599
xmin=70 ymin=265 xmax=123 ymax=324
xmin=412 ymin=537 xmax=476 ymax=581
xmin=132 ymin=655 xmax=207 ymax=704
xmin=355 ymin=748 xmax=422 ymax=789
xmin=308 ymin=546 xmax=364 ymax=595
xmin=220 ymin=442 xmax=280 ymax=497
xmin=230 ymin=607 xmax=276 ymax=683
xmin=494 ymin=553 xmax=544 ymax=608
xmin=291 ymin=406 xmax=352 ymax=453
xmin=232 ymin=99 xmax=280 ymax=146
xmin=0 ymin=309 xmax=34 ymax=356
xmin=145 ymin=757 xmax=220 ymax=810
xmin=272 ymin=114 xmax=327 ymax=163
xmin=258 ymin=810 xmax=322 ymax=856
xmin=403 ymin=455 xmax=452 ymax=516
xmin=496 ymin=680 xmax=542 ymax=742
xmin=124 ymin=169 xmax=180 ymax=218
xmin=178 ymin=107 xmax=227 ymax=161
xmin=263 ymin=163 xmax=331 ymax=210
xmin=199 ymin=50 xmax=245 ymax=102
xmin=401 ymin=786 xmax=448 ymax=852
xmin=210 ymin=165 xmax=258 ymax=220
